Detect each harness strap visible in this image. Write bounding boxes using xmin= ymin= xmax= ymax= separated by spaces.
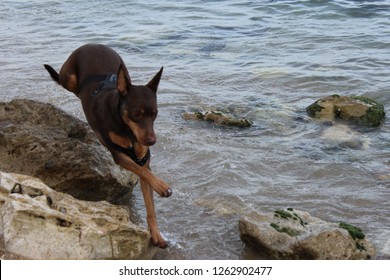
xmin=79 ymin=74 xmax=117 ymax=96
xmin=112 ymin=142 xmax=151 ymax=166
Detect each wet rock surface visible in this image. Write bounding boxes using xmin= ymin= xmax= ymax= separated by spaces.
xmin=0 ymin=99 xmax=138 ymax=202
xmin=183 ymin=110 xmax=253 ymax=128
xmin=306 ymin=95 xmax=385 ymax=127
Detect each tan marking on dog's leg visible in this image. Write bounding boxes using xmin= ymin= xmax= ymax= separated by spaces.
xmin=133 ymin=142 xmax=149 ymax=160
xmin=111 ymin=151 xmax=172 ymax=197
xmin=140 ymin=176 xmax=167 ymax=248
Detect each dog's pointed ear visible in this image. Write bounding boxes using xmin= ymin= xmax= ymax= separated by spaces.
xmin=117 ymin=64 xmax=131 ymax=96
xmin=146 ymin=67 xmax=163 ymax=92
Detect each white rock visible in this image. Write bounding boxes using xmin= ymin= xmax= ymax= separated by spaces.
xmin=239 ymin=208 xmax=376 ymax=259
xmin=0 ymin=171 xmax=155 ymax=260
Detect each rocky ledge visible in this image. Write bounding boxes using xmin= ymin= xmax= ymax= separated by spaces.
xmin=239 ymin=208 xmax=375 ymax=260
xmin=0 ymin=99 xmax=138 ymax=202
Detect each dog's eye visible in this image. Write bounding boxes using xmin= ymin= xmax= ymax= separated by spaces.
xmin=132 ymin=111 xmax=143 ymax=120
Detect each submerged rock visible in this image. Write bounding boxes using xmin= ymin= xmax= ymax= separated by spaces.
xmin=0 ymin=99 xmax=138 ymax=202
xmin=194 ymin=195 xmax=249 ymax=216
xmin=320 ymin=123 xmax=370 ymax=149
xmin=239 ymin=208 xmax=375 ymax=260
xmin=183 ymin=110 xmax=253 ymax=128
xmin=306 ymin=95 xmax=385 ymax=127
xmin=0 ymin=171 xmax=155 ymax=260
xmin=382 ymin=238 xmax=390 ymax=258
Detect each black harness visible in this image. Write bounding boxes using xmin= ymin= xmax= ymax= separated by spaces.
xmin=112 ymin=143 xmax=151 ymax=166
xmin=80 ymin=74 xmax=151 ymax=166
xmin=79 ymin=73 xmax=118 ymax=96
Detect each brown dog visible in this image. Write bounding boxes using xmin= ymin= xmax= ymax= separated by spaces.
xmin=44 ymin=44 xmax=172 ymax=248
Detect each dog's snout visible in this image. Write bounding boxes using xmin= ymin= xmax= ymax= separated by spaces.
xmin=144 ymin=135 xmax=156 ymax=146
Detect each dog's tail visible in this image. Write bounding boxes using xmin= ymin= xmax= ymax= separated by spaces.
xmin=43 ymin=64 xmax=60 ymax=84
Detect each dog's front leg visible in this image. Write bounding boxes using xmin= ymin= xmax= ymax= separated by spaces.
xmin=140 ymin=172 xmax=168 ymax=248
xmin=111 ymin=151 xmax=172 ymax=197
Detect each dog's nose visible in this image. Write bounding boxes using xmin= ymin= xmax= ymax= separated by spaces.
xmin=144 ymin=135 xmax=156 ymax=146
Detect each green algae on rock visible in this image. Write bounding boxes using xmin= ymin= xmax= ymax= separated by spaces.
xmin=274 ymin=209 xmax=293 ymax=219
xmin=339 ymin=222 xmax=367 ymax=252
xmin=270 ymin=209 xmax=307 ymax=237
xmin=306 ymin=95 xmax=385 ymax=127
xmin=270 ymin=222 xmax=300 ymax=237
xmin=339 ymin=222 xmax=365 ymax=240
xmin=183 ymin=110 xmax=253 ymax=128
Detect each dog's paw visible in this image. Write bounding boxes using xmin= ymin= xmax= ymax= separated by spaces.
xmin=163 ymin=188 xmax=173 ymax=198
xmin=154 ymin=180 xmax=172 ymax=197
xmin=151 ymin=231 xmax=168 ymax=249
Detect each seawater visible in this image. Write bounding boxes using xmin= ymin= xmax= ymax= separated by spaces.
xmin=1 ymin=0 xmax=389 ymax=259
